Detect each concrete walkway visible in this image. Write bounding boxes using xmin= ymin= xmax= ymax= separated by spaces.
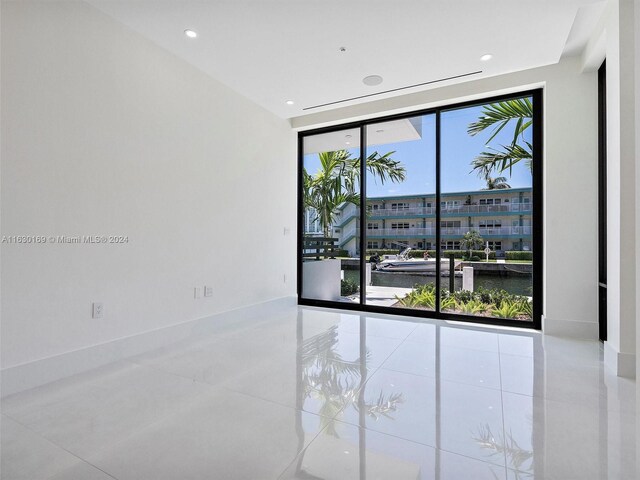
xmin=343 ymin=285 xmax=413 ymax=307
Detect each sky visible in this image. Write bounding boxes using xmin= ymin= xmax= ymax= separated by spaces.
xmin=303 ymin=100 xmax=533 ymax=198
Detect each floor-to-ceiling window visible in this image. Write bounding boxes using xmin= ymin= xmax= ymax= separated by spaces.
xmin=300 ymin=128 xmax=362 ymax=303
xmin=364 ymin=115 xmax=436 ymax=313
xmin=299 ymin=91 xmax=542 ymax=328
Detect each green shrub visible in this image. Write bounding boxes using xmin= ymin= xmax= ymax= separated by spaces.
xmin=440 ymin=296 xmax=456 ymax=311
xmin=492 ymin=300 xmax=522 ymax=319
xmin=341 ymin=279 xmax=359 ymax=296
xmin=457 ymin=299 xmax=489 ymax=314
xmin=474 ymin=287 xmax=528 ymax=306
xmin=395 ymin=283 xmax=531 ymax=319
xmin=366 ymin=249 xmax=402 ymax=257
xmin=505 ymin=251 xmax=533 ymax=261
xmin=444 ymin=250 xmax=496 ymax=260
xmin=396 ymin=283 xmax=436 ymax=308
xmin=449 ymin=289 xmax=473 ymax=303
xmin=516 ymin=299 xmax=533 ymax=317
xmin=366 ymin=249 xmax=496 ymax=260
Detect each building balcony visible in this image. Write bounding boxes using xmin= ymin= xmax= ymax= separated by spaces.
xmin=363 ymin=226 xmax=532 ymax=237
xmin=369 ymin=206 xmax=436 ymax=216
xmin=442 ymin=203 xmax=532 ymax=214
xmin=367 ymin=203 xmax=532 ymax=217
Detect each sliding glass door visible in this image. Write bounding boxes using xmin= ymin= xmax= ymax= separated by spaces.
xmin=298 ymin=91 xmax=541 ymax=328
xmin=364 ymin=115 xmax=436 ymax=312
xmin=439 ymin=98 xmax=534 ymax=321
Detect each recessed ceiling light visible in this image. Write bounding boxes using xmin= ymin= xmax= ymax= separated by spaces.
xmin=376 ymin=129 xmax=384 ymax=133
xmin=346 ymin=141 xmax=351 ymax=145
xmin=339 ymin=47 xmax=347 ymax=52
xmin=363 ymin=75 xmax=383 ymax=86
xmin=184 ymin=29 xmax=198 ymax=38
xmin=345 ymin=134 xmax=352 ymax=138
xmin=286 ymin=100 xmax=295 ymax=105
xmin=480 ymin=53 xmax=493 ymax=61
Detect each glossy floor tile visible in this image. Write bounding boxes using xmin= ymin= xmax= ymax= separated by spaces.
xmin=1 ymin=305 xmax=638 ymax=479
xmin=279 ymin=419 xmax=506 ymax=480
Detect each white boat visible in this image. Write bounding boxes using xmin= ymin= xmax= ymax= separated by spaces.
xmin=374 ymin=248 xmax=462 ymax=273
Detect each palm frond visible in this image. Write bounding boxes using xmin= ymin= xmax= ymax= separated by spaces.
xmin=304 ymin=149 xmax=406 ymax=235
xmin=483 ymin=176 xmax=511 ymax=190
xmin=471 ymin=142 xmax=532 ymax=177
xmin=468 ymin=98 xmax=533 ymax=145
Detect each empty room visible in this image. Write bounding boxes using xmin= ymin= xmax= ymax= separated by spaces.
xmin=1 ymin=1 xmax=640 ymax=479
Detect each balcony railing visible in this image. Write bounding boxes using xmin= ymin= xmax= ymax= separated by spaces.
xmin=369 ymin=206 xmax=436 ymax=216
xmin=367 ymin=203 xmax=532 ymax=217
xmin=340 ymin=226 xmax=360 ymax=240
xmin=363 ymin=226 xmax=532 ymax=237
xmin=442 ymin=203 xmax=533 ymax=214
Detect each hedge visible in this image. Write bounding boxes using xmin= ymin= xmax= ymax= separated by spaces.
xmin=366 ymin=249 xmax=496 ymax=260
xmin=365 ymin=249 xmax=531 ymax=260
xmin=505 ymin=251 xmax=533 ymax=261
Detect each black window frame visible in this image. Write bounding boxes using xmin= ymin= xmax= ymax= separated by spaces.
xmin=297 ymin=89 xmax=543 ymax=329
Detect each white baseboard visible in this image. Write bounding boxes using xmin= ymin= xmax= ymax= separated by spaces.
xmin=604 ymin=341 xmax=637 ymax=378
xmin=541 ymin=315 xmax=600 ymax=339
xmin=1 ymin=296 xmax=296 ymax=398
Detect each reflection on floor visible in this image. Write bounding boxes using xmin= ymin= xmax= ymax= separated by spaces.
xmin=1 ymin=305 xmax=637 ymax=479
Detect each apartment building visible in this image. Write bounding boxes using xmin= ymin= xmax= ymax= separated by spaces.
xmin=334 ymin=188 xmax=532 ymax=256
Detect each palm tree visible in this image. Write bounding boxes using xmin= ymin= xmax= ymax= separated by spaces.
xmin=468 ymin=97 xmax=533 ymax=178
xmin=461 ymin=230 xmax=484 ymax=259
xmin=304 ymin=149 xmax=405 ymax=237
xmin=484 ymin=176 xmax=511 ymax=190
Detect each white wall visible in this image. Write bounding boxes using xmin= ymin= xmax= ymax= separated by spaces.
xmin=606 ymin=0 xmax=637 ymax=378
xmin=0 ymin=1 xmax=296 ymax=371
xmin=293 ymin=58 xmax=600 ymax=339
xmin=583 ymin=0 xmax=637 ymax=377
xmin=635 ymin=0 xmax=640 ymax=461
xmin=636 ymin=0 xmax=640 ymax=381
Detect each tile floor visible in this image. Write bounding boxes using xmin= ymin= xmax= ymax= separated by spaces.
xmin=1 ymin=306 xmax=637 ymax=479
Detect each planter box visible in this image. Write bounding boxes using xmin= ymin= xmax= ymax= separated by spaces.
xmin=302 ymin=259 xmax=341 ymax=301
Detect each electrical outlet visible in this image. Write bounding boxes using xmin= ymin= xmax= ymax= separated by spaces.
xmin=204 ymin=286 xmax=213 ymax=297
xmin=92 ymin=302 xmax=104 ymax=319
xmin=194 ymin=287 xmax=201 ymax=299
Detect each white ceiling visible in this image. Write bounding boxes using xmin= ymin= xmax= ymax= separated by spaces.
xmin=87 ymin=0 xmax=606 ymax=120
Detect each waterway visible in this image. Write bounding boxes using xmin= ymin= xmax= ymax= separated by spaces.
xmin=343 ymin=269 xmax=533 ymax=296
